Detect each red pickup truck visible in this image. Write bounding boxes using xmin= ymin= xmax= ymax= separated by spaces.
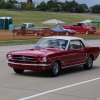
xmin=62 ymin=22 xmax=96 ymax=34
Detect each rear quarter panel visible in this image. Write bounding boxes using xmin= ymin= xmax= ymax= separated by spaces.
xmin=85 ymin=47 xmax=100 ymax=60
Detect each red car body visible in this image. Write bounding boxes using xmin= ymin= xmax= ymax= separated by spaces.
xmin=12 ymin=27 xmax=51 ymax=36
xmin=6 ymin=36 xmax=100 ymax=76
xmin=62 ymin=22 xmax=96 ymax=34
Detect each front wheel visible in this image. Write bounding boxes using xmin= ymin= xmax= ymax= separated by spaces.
xmin=14 ymin=31 xmax=18 ymax=35
xmin=83 ymin=56 xmax=93 ymax=70
xmin=85 ymin=30 xmax=89 ymax=35
xmin=49 ymin=61 xmax=61 ymax=77
xmin=13 ymin=68 xmax=24 ymax=73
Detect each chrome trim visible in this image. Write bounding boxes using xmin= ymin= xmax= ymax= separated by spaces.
xmin=6 ymin=61 xmax=51 ymax=67
xmin=62 ymin=63 xmax=86 ymax=69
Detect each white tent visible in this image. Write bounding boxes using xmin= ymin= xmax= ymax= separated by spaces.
xmin=80 ymin=19 xmax=92 ymax=23
xmin=42 ymin=19 xmax=66 ymax=25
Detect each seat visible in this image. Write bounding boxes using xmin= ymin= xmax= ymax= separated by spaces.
xmin=61 ymin=43 xmax=66 ymax=49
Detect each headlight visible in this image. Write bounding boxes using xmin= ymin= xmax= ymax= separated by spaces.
xmin=42 ymin=57 xmax=47 ymax=62
xmin=7 ymin=54 xmax=12 ymax=59
xmin=90 ymin=28 xmax=93 ymax=30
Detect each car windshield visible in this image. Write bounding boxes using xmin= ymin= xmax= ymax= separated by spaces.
xmin=82 ymin=23 xmax=88 ymax=26
xmin=34 ymin=38 xmax=68 ymax=50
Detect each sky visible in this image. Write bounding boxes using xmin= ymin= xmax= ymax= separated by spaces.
xmin=18 ymin=0 xmax=100 ymax=7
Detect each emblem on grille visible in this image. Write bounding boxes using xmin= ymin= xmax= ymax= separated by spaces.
xmin=21 ymin=56 xmax=27 ymax=60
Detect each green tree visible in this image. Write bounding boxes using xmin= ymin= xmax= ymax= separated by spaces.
xmin=36 ymin=1 xmax=47 ymax=11
xmin=7 ymin=0 xmax=18 ymax=3
xmin=0 ymin=0 xmax=6 ymax=8
xmin=5 ymin=1 xmax=13 ymax=9
xmin=20 ymin=2 xmax=27 ymax=10
xmin=91 ymin=5 xmax=100 ymax=13
xmin=46 ymin=0 xmax=59 ymax=11
xmin=68 ymin=0 xmax=79 ymax=12
xmin=76 ymin=4 xmax=88 ymax=13
xmin=25 ymin=3 xmax=35 ymax=10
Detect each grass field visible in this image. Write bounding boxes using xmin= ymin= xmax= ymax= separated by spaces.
xmin=0 ymin=10 xmax=100 ymax=27
xmin=0 ymin=10 xmax=100 ymax=44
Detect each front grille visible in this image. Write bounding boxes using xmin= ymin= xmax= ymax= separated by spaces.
xmin=13 ymin=55 xmax=37 ymax=61
xmin=91 ymin=27 xmax=96 ymax=30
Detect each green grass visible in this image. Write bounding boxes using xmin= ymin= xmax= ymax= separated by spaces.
xmin=0 ymin=39 xmax=39 ymax=46
xmin=0 ymin=10 xmax=100 ymax=28
xmin=0 ymin=35 xmax=100 ymax=46
xmin=0 ymin=10 xmax=100 ymax=45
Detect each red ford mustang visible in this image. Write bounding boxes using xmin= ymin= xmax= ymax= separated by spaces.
xmin=6 ymin=36 xmax=100 ymax=76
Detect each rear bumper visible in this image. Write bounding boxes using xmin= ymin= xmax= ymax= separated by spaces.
xmin=89 ymin=30 xmax=96 ymax=33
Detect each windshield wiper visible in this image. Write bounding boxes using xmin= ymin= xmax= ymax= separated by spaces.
xmin=34 ymin=46 xmax=41 ymax=48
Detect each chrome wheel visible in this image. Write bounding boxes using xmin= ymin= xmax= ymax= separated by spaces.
xmin=50 ymin=61 xmax=60 ymax=76
xmin=85 ymin=30 xmax=89 ymax=35
xmin=65 ymin=32 xmax=69 ymax=35
xmin=14 ymin=31 xmax=18 ymax=35
xmin=34 ymin=32 xmax=38 ymax=36
xmin=83 ymin=56 xmax=93 ymax=70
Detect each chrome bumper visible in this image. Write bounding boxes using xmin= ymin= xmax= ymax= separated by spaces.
xmin=6 ymin=61 xmax=51 ymax=67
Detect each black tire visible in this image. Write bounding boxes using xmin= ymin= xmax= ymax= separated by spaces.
xmin=83 ymin=56 xmax=93 ymax=70
xmin=13 ymin=68 xmax=24 ymax=73
xmin=49 ymin=61 xmax=61 ymax=77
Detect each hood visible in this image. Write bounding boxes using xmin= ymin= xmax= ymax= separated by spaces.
xmin=86 ymin=26 xmax=95 ymax=28
xmin=9 ymin=48 xmax=60 ymax=57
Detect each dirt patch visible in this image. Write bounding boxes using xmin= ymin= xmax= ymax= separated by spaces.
xmin=0 ymin=30 xmax=100 ymax=41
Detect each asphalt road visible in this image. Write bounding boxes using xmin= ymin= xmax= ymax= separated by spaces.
xmin=0 ymin=40 xmax=100 ymax=100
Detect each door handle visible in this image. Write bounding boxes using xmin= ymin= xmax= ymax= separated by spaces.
xmin=81 ymin=49 xmax=84 ymax=52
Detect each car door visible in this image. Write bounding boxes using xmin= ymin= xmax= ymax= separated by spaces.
xmin=77 ymin=23 xmax=84 ymax=32
xmin=63 ymin=40 xmax=87 ymax=67
xmin=72 ymin=23 xmax=79 ymax=32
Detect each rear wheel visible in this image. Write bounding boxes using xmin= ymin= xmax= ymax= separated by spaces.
xmin=34 ymin=32 xmax=38 ymax=36
xmin=65 ymin=32 xmax=69 ymax=35
xmin=83 ymin=56 xmax=93 ymax=70
xmin=13 ymin=68 xmax=24 ymax=73
xmin=49 ymin=61 xmax=61 ymax=77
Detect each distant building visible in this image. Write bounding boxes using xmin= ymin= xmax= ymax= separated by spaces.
xmin=14 ymin=3 xmax=21 ymax=8
xmin=27 ymin=0 xmax=32 ymax=4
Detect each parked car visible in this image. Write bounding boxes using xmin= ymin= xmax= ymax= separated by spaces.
xmin=51 ymin=24 xmax=76 ymax=35
xmin=62 ymin=22 xmax=96 ymax=34
xmin=6 ymin=36 xmax=100 ymax=76
xmin=12 ymin=23 xmax=50 ymax=36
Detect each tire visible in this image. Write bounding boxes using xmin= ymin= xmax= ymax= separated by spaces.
xmin=14 ymin=31 xmax=18 ymax=35
xmin=65 ymin=32 xmax=69 ymax=35
xmin=13 ymin=68 xmax=24 ymax=73
xmin=49 ymin=61 xmax=61 ymax=77
xmin=85 ymin=30 xmax=89 ymax=35
xmin=34 ymin=32 xmax=38 ymax=36
xmin=83 ymin=56 xmax=93 ymax=70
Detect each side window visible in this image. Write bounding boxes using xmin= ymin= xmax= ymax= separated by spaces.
xmin=58 ymin=40 xmax=68 ymax=50
xmin=78 ymin=23 xmax=82 ymax=26
xmin=73 ymin=23 xmax=78 ymax=26
xmin=68 ymin=40 xmax=84 ymax=50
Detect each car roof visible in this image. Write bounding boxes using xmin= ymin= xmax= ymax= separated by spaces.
xmin=43 ymin=36 xmax=82 ymax=41
xmin=23 ymin=23 xmax=33 ymax=24
xmin=43 ymin=36 xmax=88 ymax=46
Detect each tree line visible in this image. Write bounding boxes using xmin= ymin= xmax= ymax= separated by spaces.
xmin=0 ymin=0 xmax=100 ymax=13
